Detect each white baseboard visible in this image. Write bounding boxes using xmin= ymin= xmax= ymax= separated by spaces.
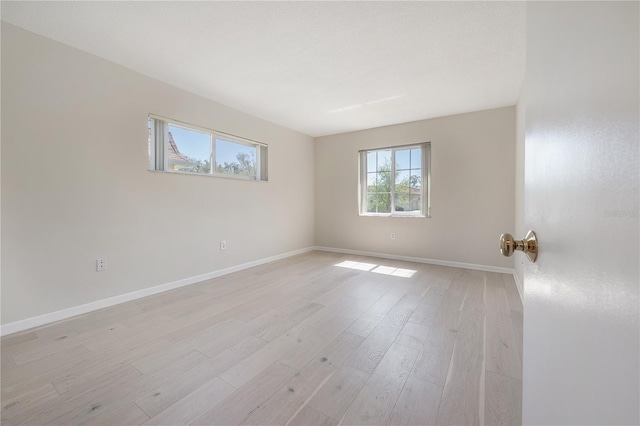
xmin=313 ymin=246 xmax=514 ymax=274
xmin=0 ymin=247 xmax=315 ymax=337
xmin=512 ymin=270 xmax=524 ymax=305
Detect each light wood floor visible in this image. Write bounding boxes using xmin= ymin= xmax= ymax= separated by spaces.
xmin=1 ymin=251 xmax=523 ymax=425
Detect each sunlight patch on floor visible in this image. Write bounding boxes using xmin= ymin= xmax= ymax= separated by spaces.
xmin=335 ymin=260 xmax=416 ymax=278
xmin=334 ymin=260 xmax=377 ymax=271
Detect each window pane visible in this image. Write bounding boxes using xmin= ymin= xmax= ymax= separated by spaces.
xmin=395 ymin=170 xmax=410 ymax=192
xmin=367 ymin=193 xmax=391 ymax=213
xmin=377 ymin=193 xmax=392 ymax=213
xmin=367 ymin=172 xmax=378 ymax=192
xmin=394 ymin=192 xmax=410 ymax=211
xmin=411 ymin=148 xmax=422 ymax=169
xmin=376 ymin=150 xmax=391 ymax=172
xmin=378 ymin=171 xmax=392 ymax=192
xmin=366 ymin=193 xmax=376 ymax=213
xmin=409 ymin=194 xmax=422 ymax=211
xmin=409 ymin=173 xmax=422 ymax=190
xmin=379 ymin=193 xmax=392 ymax=213
xmin=367 ymin=151 xmax=377 ymax=173
xmin=167 ymin=124 xmax=211 ymax=174
xmin=396 ymin=149 xmax=410 ymax=171
xmin=215 ymin=138 xmax=257 ymax=178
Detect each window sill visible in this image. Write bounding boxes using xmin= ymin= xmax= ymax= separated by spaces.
xmin=148 ymin=169 xmax=267 ymax=182
xmin=359 ymin=213 xmax=429 ymax=218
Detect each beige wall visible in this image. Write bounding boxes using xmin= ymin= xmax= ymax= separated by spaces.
xmin=315 ymin=107 xmax=516 ymax=268
xmin=1 ymin=23 xmax=315 ymax=325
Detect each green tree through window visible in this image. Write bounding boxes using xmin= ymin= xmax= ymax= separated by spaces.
xmin=215 ymin=152 xmax=257 ymax=177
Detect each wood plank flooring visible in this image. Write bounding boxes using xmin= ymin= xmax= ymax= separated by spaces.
xmin=1 ymin=251 xmax=523 ymax=425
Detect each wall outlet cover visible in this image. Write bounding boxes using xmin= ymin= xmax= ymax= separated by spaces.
xmin=96 ymin=259 xmax=106 ymax=272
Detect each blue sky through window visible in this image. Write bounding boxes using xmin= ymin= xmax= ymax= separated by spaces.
xmin=168 ymin=125 xmax=210 ymax=161
xmin=215 ymin=139 xmax=255 ymax=167
xmin=169 ymin=125 xmax=255 ymax=165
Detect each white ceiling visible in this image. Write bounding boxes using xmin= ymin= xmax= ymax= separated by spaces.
xmin=2 ymin=1 xmax=525 ymax=137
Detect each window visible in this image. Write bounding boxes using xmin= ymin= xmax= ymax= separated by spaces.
xmin=359 ymin=143 xmax=430 ymax=217
xmin=148 ymin=115 xmax=268 ymax=181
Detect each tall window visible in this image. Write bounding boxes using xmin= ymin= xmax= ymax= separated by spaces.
xmin=148 ymin=115 xmax=268 ymax=181
xmin=359 ymin=143 xmax=430 ymax=217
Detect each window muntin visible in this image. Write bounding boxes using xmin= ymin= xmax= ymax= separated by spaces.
xmin=360 ymin=143 xmax=430 ymax=217
xmin=148 ymin=115 xmax=267 ymax=181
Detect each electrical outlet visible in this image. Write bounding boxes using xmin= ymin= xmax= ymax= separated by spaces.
xmin=96 ymin=259 xmax=106 ymax=272
xmin=220 ymin=240 xmax=227 ymax=250
xmin=390 ymin=233 xmax=396 ymax=240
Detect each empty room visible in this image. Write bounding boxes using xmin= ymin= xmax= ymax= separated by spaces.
xmin=1 ymin=2 xmax=638 ymax=426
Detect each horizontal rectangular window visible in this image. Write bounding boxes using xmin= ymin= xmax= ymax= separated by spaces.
xmin=148 ymin=115 xmax=268 ymax=181
xmin=359 ymin=142 xmax=430 ymax=217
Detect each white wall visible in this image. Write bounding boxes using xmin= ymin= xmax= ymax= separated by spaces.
xmin=1 ymin=23 xmax=315 ymax=325
xmin=522 ymin=2 xmax=639 ymax=424
xmin=315 ymin=107 xmax=516 ymax=268
xmin=514 ymin=99 xmax=525 ymax=293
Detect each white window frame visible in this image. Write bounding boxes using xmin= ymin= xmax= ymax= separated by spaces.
xmin=148 ymin=114 xmax=268 ymax=182
xmin=359 ymin=142 xmax=431 ymax=218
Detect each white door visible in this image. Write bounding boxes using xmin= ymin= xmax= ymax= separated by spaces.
xmin=522 ymin=2 xmax=639 ymax=425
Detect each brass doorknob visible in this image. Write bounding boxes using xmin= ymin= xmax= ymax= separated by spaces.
xmin=500 ymin=230 xmax=538 ymax=263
